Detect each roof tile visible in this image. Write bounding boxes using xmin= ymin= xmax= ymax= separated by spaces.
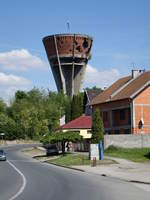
xmin=91 ymin=71 xmax=150 ymax=105
xmin=59 ymin=115 xmax=92 ymax=129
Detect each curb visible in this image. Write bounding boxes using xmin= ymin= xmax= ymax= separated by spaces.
xmin=88 ymin=172 xmax=150 ymax=185
xmin=44 ymin=161 xmax=85 ymax=172
xmin=23 ymin=150 xmax=150 ymax=186
xmin=43 ymin=162 xmax=150 ymax=185
xmin=40 ymin=158 xmax=150 ymax=185
xmin=129 ymin=180 xmax=150 ymax=185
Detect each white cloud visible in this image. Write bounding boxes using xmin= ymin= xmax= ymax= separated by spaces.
xmin=0 ymin=49 xmax=48 ymax=71
xmin=0 ymin=72 xmax=31 ymax=103
xmin=83 ymin=65 xmax=120 ymax=89
xmin=0 ymin=72 xmax=30 ymax=86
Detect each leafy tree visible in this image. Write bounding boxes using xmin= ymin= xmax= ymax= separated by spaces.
xmin=0 ymin=89 xmax=85 ymax=141
xmin=15 ymin=91 xmax=28 ymax=101
xmin=42 ymin=131 xmax=82 ymax=155
xmin=0 ymin=98 xmax=6 ymax=113
xmin=85 ymin=86 xmax=102 ymax=91
xmin=71 ymin=93 xmax=83 ymax=120
xmin=91 ymin=108 xmax=104 ymax=145
xmin=65 ymin=96 xmax=71 ymax=123
xmin=0 ymin=113 xmax=24 ymax=140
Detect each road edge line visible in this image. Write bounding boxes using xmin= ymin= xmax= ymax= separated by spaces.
xmin=7 ymin=160 xmax=27 ymax=200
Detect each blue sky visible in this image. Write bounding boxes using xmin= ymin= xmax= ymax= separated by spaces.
xmin=0 ymin=0 xmax=150 ymax=101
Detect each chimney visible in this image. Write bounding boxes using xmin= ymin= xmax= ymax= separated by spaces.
xmin=132 ymin=69 xmax=145 ymax=78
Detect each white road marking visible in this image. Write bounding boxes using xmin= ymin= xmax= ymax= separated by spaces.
xmin=7 ymin=160 xmax=27 ymax=200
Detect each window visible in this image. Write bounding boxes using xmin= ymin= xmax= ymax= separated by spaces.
xmin=87 ymin=130 xmax=91 ymax=134
xmin=114 ymin=130 xmax=120 ymax=134
xmin=103 ymin=111 xmax=108 ymax=121
xmin=105 ymin=131 xmax=111 ymax=135
xmin=120 ymin=109 xmax=125 ymax=120
xmin=124 ymin=129 xmax=130 ymax=134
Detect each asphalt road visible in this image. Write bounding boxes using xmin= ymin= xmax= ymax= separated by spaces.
xmin=0 ymin=144 xmax=150 ymax=200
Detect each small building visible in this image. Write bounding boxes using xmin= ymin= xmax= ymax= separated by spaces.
xmin=58 ymin=114 xmax=92 ymax=151
xmin=59 ymin=114 xmax=92 ymax=138
xmin=91 ymin=70 xmax=150 ymax=135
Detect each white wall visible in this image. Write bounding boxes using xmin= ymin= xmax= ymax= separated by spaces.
xmin=104 ymin=134 xmax=150 ymax=149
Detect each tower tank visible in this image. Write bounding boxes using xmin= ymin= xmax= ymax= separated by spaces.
xmin=43 ymin=33 xmax=93 ymax=96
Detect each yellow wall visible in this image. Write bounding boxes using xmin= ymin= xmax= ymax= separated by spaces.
xmin=62 ymin=129 xmax=92 ymax=139
xmin=80 ymin=129 xmax=91 ymax=139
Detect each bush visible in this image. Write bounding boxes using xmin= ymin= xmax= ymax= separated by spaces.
xmin=105 ymin=145 xmax=120 ymax=151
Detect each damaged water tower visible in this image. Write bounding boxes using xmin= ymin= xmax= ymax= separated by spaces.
xmin=43 ymin=34 xmax=93 ymax=96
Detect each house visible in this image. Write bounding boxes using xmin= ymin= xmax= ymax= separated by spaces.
xmin=83 ymin=88 xmax=103 ymax=115
xmin=59 ymin=114 xmax=92 ymax=138
xmin=91 ymin=70 xmax=150 ymax=135
xmin=58 ymin=114 xmax=92 ymax=151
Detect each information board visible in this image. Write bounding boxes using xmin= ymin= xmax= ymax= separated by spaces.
xmin=90 ymin=144 xmax=99 ymax=160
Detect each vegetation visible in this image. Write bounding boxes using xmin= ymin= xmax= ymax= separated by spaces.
xmin=46 ymin=153 xmax=116 ymax=166
xmin=85 ymin=86 xmax=102 ymax=91
xmin=41 ymin=131 xmax=82 ymax=155
xmin=104 ymin=146 xmax=150 ymax=162
xmin=71 ymin=93 xmax=83 ymax=120
xmin=0 ymin=89 xmax=69 ymax=140
xmin=47 ymin=154 xmax=90 ymax=166
xmin=0 ymin=88 xmax=84 ymax=141
xmin=91 ymin=108 xmax=104 ymax=145
xmin=64 ymin=96 xmax=71 ymax=123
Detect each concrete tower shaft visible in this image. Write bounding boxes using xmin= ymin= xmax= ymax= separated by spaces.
xmin=43 ymin=34 xmax=93 ymax=96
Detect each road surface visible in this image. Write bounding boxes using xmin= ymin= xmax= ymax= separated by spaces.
xmin=0 ymin=144 xmax=149 ymax=200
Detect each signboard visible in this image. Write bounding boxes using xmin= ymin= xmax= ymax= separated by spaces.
xmin=59 ymin=115 xmax=65 ymax=126
xmin=90 ymin=144 xmax=99 ymax=160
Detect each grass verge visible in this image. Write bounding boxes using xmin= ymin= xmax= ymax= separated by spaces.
xmin=47 ymin=154 xmax=90 ymax=166
xmin=104 ymin=146 xmax=150 ymax=162
xmin=47 ymin=153 xmax=116 ymax=167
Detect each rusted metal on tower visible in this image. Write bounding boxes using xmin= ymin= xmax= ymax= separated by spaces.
xmin=43 ymin=33 xmax=93 ymax=96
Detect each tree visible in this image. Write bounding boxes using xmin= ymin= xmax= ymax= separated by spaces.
xmin=85 ymin=86 xmax=102 ymax=91
xmin=42 ymin=131 xmax=82 ymax=155
xmin=0 ymin=89 xmax=85 ymax=141
xmin=65 ymin=96 xmax=71 ymax=123
xmin=15 ymin=91 xmax=28 ymax=101
xmin=0 ymin=113 xmax=24 ymax=140
xmin=71 ymin=93 xmax=83 ymax=120
xmin=0 ymin=98 xmax=6 ymax=113
xmin=91 ymin=109 xmax=104 ymax=145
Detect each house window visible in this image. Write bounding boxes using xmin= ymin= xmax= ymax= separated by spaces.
xmin=120 ymin=109 xmax=125 ymax=120
xmin=124 ymin=129 xmax=130 ymax=134
xmin=103 ymin=111 xmax=108 ymax=122
xmin=87 ymin=130 xmax=91 ymax=134
xmin=114 ymin=130 xmax=120 ymax=134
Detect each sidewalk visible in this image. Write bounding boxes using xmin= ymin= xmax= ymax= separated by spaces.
xmin=72 ymin=156 xmax=150 ymax=192
xmin=21 ymin=147 xmax=150 ymax=193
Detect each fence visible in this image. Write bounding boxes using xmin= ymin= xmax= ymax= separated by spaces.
xmin=104 ymin=134 xmax=150 ymax=149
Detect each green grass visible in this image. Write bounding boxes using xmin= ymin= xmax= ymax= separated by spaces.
xmin=104 ymin=146 xmax=150 ymax=162
xmin=47 ymin=154 xmax=90 ymax=166
xmin=47 ymin=153 xmax=117 ymax=166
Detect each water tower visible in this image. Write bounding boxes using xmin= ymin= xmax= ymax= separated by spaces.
xmin=43 ymin=34 xmax=93 ymax=96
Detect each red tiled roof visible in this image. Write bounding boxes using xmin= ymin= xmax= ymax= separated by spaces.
xmin=91 ymin=75 xmax=132 ymax=105
xmin=59 ymin=115 xmax=92 ymax=130
xmin=91 ymin=71 xmax=150 ymax=105
xmin=112 ymin=71 xmax=150 ymax=101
